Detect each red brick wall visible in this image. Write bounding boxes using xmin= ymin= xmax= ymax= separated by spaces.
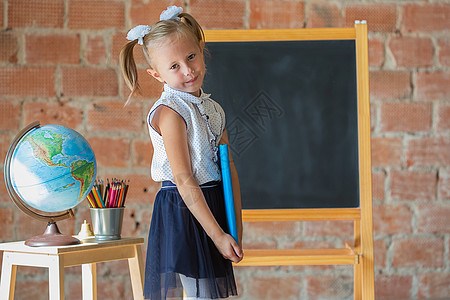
xmin=0 ymin=1 xmax=449 ymax=299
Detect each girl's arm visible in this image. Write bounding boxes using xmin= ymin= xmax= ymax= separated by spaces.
xmin=152 ymin=106 xmax=243 ymax=263
xmin=219 ymin=130 xmax=243 ymax=246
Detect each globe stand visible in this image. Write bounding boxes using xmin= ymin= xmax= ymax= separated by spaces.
xmin=25 ymin=221 xmax=81 ymax=247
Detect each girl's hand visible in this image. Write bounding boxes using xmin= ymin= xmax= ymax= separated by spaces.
xmin=213 ymin=232 xmax=243 ymax=264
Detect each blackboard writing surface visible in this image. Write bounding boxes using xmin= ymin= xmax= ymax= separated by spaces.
xmin=204 ymin=40 xmax=360 ymax=209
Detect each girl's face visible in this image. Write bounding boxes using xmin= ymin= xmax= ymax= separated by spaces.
xmin=147 ymin=34 xmax=205 ymax=97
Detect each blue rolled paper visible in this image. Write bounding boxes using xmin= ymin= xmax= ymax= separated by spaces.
xmin=219 ymin=144 xmax=238 ymax=244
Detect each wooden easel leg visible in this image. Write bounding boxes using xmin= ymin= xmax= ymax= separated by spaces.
xmin=48 ymin=256 xmax=64 ymax=300
xmin=82 ymin=263 xmax=97 ymax=300
xmin=354 ymin=220 xmax=362 ymax=300
xmin=354 ymin=216 xmax=375 ymax=299
xmin=361 ymin=255 xmax=375 ymax=300
xmin=0 ymin=253 xmax=17 ymax=300
xmin=128 ymin=244 xmax=144 ymax=300
xmin=354 ymin=262 xmax=362 ymax=300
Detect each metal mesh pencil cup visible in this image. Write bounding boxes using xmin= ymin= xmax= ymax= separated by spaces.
xmin=90 ymin=207 xmax=124 ymax=241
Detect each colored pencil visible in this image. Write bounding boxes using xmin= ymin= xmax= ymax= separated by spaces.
xmin=91 ymin=188 xmax=99 ymax=207
xmin=86 ymin=194 xmax=97 ymax=208
xmin=117 ymin=183 xmax=125 ymax=208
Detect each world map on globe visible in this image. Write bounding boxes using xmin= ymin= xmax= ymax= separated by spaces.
xmin=9 ymin=125 xmax=97 ymax=213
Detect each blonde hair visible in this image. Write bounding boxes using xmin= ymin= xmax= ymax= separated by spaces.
xmin=120 ymin=13 xmax=205 ymax=104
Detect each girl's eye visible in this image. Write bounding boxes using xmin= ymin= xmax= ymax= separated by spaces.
xmin=170 ymin=64 xmax=179 ymax=70
xmin=188 ymin=54 xmax=195 ymax=60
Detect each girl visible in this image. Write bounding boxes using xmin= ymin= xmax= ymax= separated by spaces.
xmin=120 ymin=6 xmax=243 ymax=300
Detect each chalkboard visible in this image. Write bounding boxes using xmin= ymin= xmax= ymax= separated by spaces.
xmin=204 ymin=40 xmax=360 ymax=209
xmin=202 ymin=27 xmax=375 ymax=299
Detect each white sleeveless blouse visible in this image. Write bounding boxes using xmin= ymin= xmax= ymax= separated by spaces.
xmin=147 ymin=85 xmax=225 ymax=185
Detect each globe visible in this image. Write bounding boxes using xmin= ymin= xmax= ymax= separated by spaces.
xmin=4 ymin=121 xmax=97 ymax=246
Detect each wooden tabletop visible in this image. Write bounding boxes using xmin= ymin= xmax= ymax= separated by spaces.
xmin=0 ymin=237 xmax=144 ymax=254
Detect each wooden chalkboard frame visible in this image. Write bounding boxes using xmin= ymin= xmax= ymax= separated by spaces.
xmin=205 ymin=23 xmax=374 ymax=299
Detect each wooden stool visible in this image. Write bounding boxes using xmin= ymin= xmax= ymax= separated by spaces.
xmin=0 ymin=237 xmax=145 ymax=300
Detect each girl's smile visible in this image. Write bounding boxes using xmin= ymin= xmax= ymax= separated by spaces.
xmin=186 ymin=76 xmax=198 ymax=84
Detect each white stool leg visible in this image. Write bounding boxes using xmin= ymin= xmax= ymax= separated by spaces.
xmin=48 ymin=256 xmax=64 ymax=300
xmin=82 ymin=263 xmax=97 ymax=300
xmin=128 ymin=244 xmax=144 ymax=299
xmin=0 ymin=252 xmax=17 ymax=300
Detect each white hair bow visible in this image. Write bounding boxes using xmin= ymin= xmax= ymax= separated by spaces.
xmin=126 ymin=25 xmax=151 ymax=45
xmin=126 ymin=6 xmax=183 ymax=45
xmin=160 ymin=5 xmax=183 ymax=21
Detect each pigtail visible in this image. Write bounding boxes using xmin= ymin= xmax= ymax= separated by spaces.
xmin=120 ymin=40 xmax=140 ymax=105
xmin=179 ymin=13 xmax=205 ymax=49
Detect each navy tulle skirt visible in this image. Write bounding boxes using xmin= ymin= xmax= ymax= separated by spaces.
xmin=143 ymin=181 xmax=237 ymax=300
